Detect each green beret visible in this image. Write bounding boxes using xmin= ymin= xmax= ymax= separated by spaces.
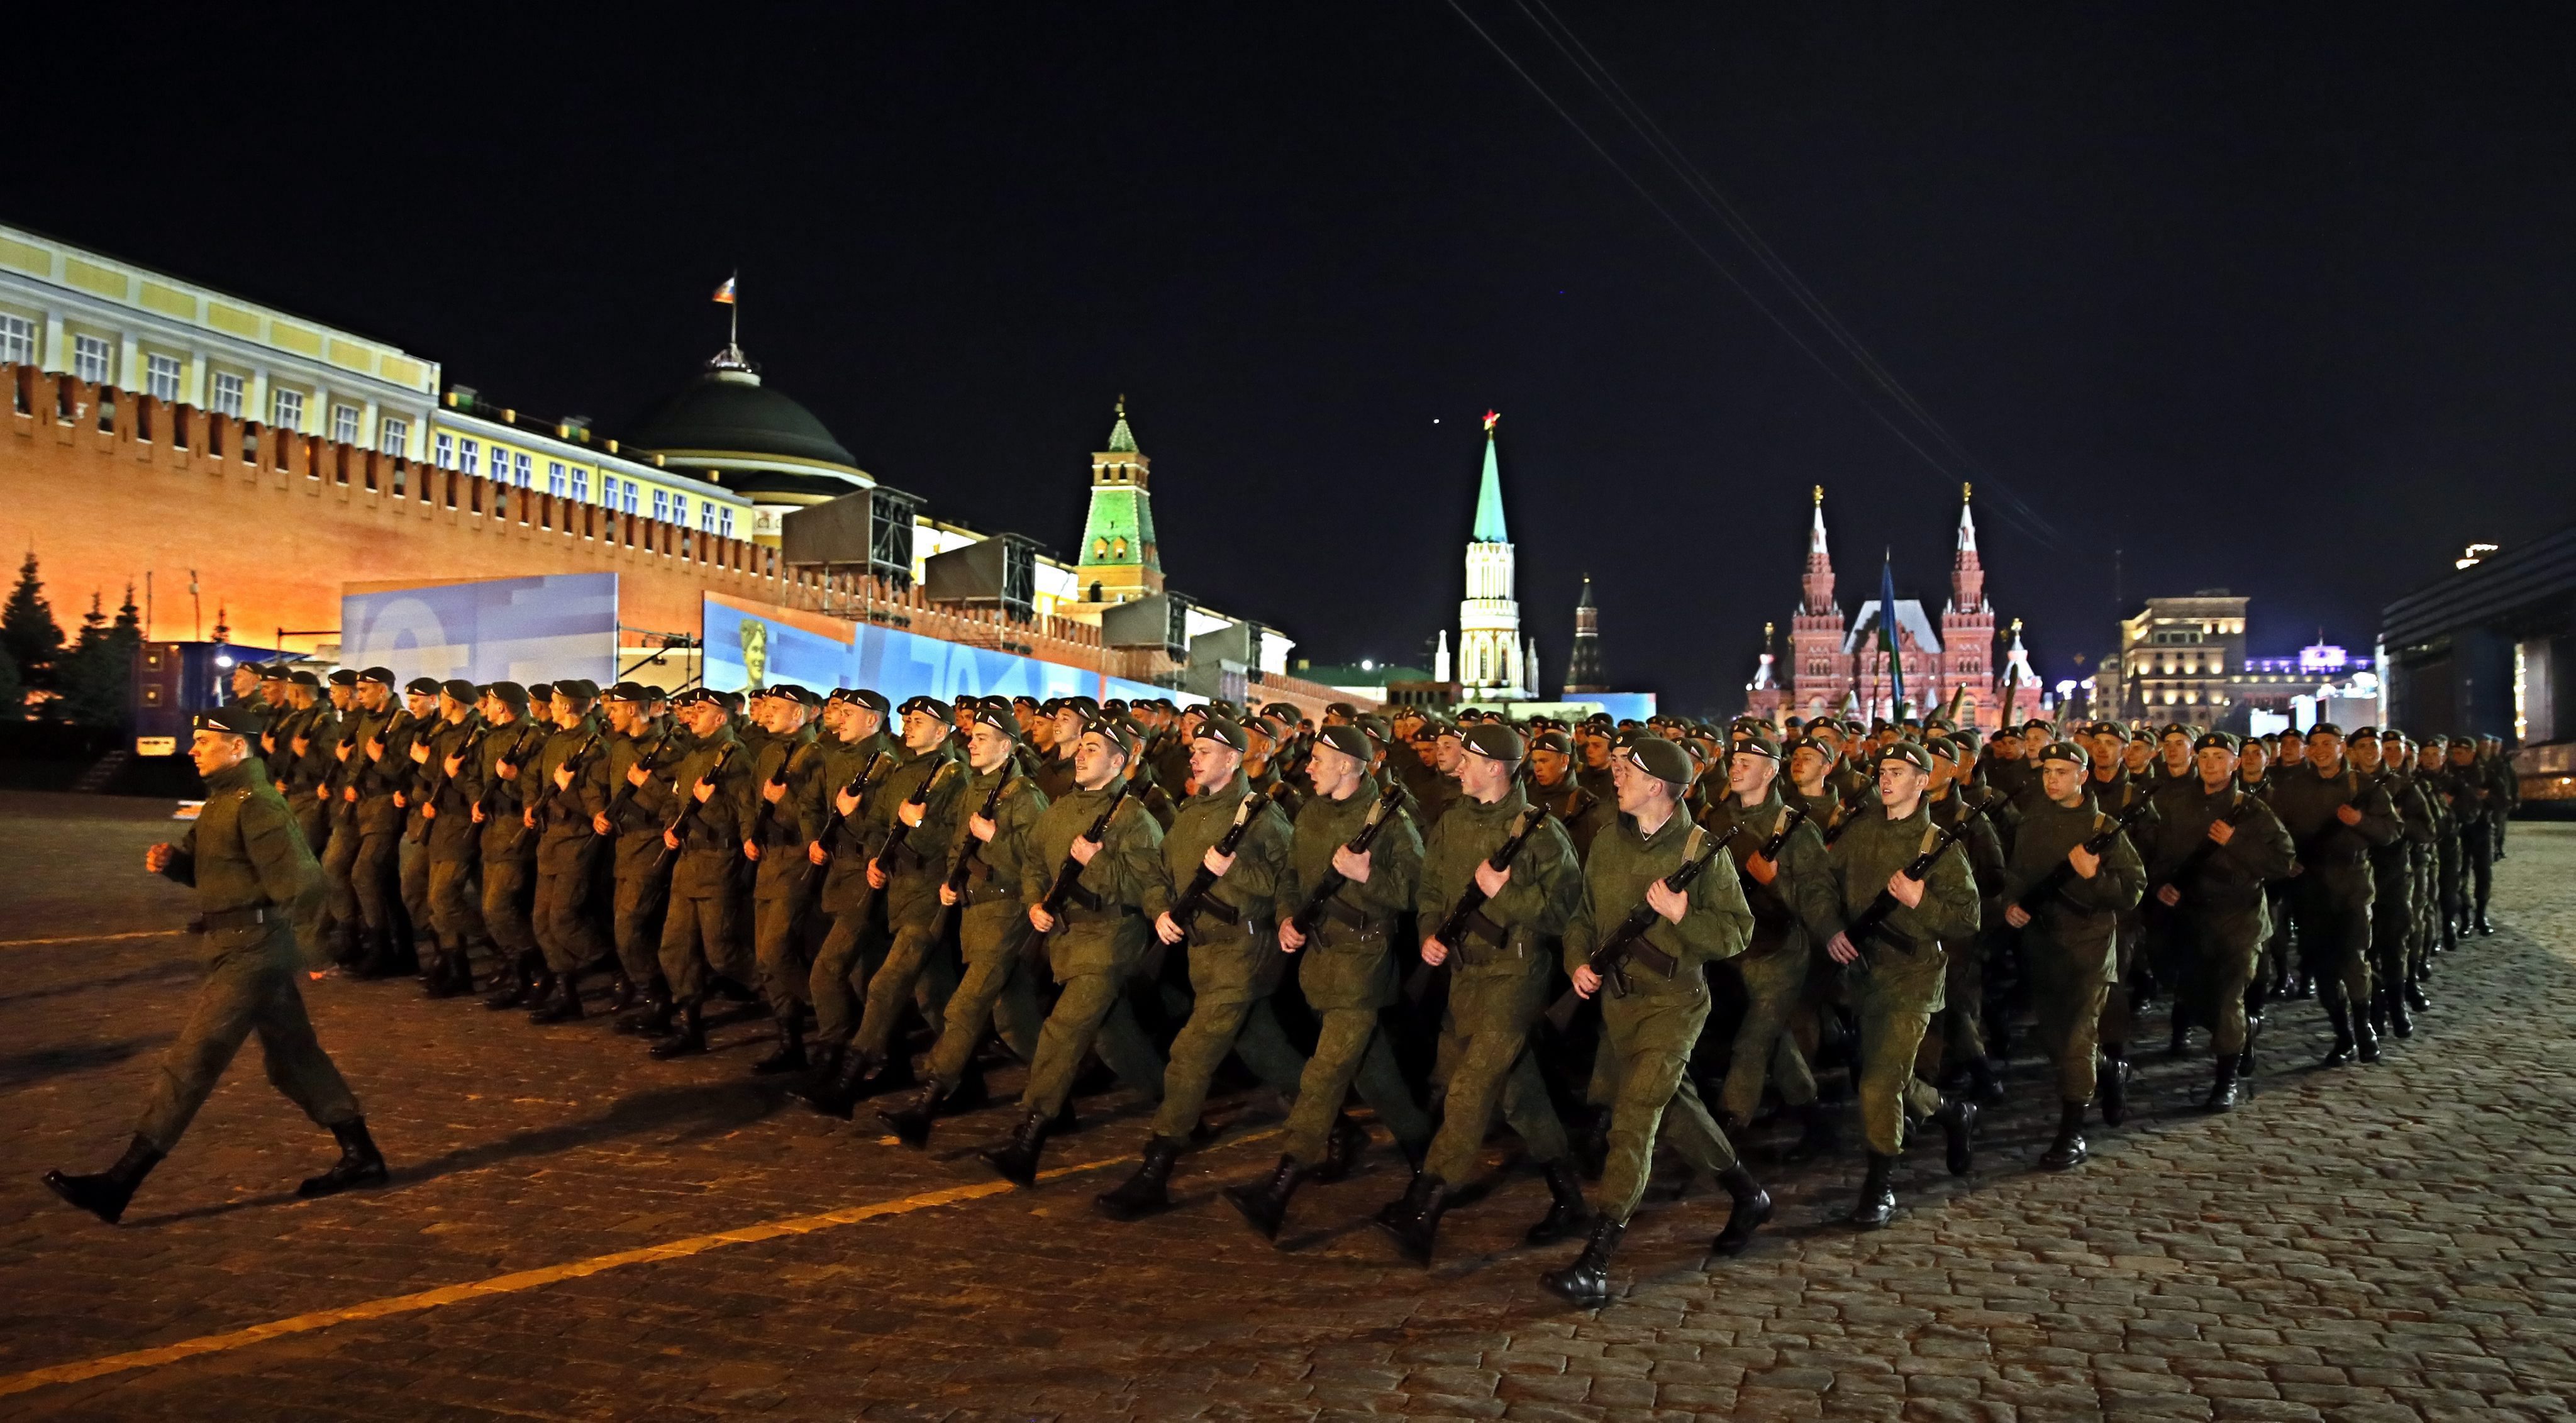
xmin=1732 ymin=733 xmax=1783 ymax=761
xmin=2307 ymin=722 xmax=2342 ymax=738
xmin=1311 ymin=723 xmax=1374 ymax=766
xmin=971 ymin=704 xmax=1019 ymax=740
xmin=289 ymin=670 xmax=321 ymax=689
xmin=258 ymin=664 xmax=291 ymax=682
xmin=604 ymin=681 xmax=650 ymax=702
xmin=1081 ymin=717 xmax=1137 ymax=760
xmin=1193 ymin=717 xmax=1248 ymax=753
xmin=404 ymin=676 xmax=441 ymax=696
xmin=2038 ymin=740 xmax=2090 ymax=769
xmin=440 ymin=678 xmax=478 ymax=702
xmin=898 ymin=694 xmax=953 ymax=723
xmin=1460 ymin=722 xmax=1524 ymax=763
xmin=2194 ymin=731 xmax=2238 ymax=753
xmin=1624 ymin=735 xmax=1694 ymax=788
xmin=674 ymin=688 xmax=724 ymax=711
xmin=1877 ymin=741 xmax=1931 ymax=774
xmin=487 ymin=681 xmax=531 ymax=710
xmin=193 ymin=705 xmax=264 ymax=737
xmin=328 ymin=668 xmax=359 ymax=687
xmin=358 ymin=667 xmax=396 ymax=686
xmin=1529 ymin=729 xmax=1573 ymax=755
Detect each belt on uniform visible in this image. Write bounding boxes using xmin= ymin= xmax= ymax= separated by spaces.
xmin=1196 ymin=896 xmax=1242 ymax=927
xmin=1316 ymin=899 xmax=1387 ymax=937
xmin=1460 ymin=908 xmax=1506 ymax=947
xmin=191 ymin=904 xmax=277 ymax=933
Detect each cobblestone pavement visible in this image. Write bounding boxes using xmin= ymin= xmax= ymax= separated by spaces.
xmin=1 ymin=790 xmax=2571 ymax=1421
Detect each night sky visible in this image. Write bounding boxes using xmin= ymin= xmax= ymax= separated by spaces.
xmin=10 ymin=5 xmax=2573 ymax=714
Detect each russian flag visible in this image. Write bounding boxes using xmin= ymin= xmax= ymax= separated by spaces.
xmin=712 ymin=275 xmax=736 ymax=305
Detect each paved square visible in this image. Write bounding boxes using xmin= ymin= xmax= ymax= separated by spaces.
xmin=1 ymin=790 xmax=2568 ymax=1420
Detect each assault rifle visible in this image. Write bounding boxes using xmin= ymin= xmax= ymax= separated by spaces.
xmin=870 ymin=758 xmax=962 ymax=883
xmin=815 ymin=750 xmax=895 ymax=859
xmin=1836 ymin=798 xmax=1997 ymax=972
xmin=1818 ymin=778 xmax=1879 ymax=846
xmin=653 ymin=738 xmax=745 ymax=871
xmin=1165 ymin=793 xmax=1269 ymax=940
xmin=1403 ymin=804 xmax=1551 ymax=1004
xmin=934 ymin=767 xmax=1017 ymax=939
xmin=1282 ymin=782 xmax=1407 ymax=939
xmin=1544 ymin=823 xmax=1740 ymax=1031
xmin=1028 ymin=783 xmax=1139 ymax=955
xmin=2148 ymin=790 xmax=2263 ymax=912
xmin=2009 ymin=799 xmax=2152 ymax=915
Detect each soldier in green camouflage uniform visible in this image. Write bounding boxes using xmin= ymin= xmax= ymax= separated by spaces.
xmin=2140 ymin=732 xmax=2296 ymax=1110
xmin=878 ymin=704 xmax=1053 ymax=1146
xmin=831 ymin=695 xmax=968 ymax=1099
xmin=739 ymin=685 xmax=829 ymax=1070
xmin=979 ymin=719 xmax=1169 ymax=1185
xmin=797 ymin=688 xmax=901 ymax=1110
xmin=2003 ymin=740 xmax=2145 ymax=1169
xmin=525 ymin=681 xmax=610 ymax=1022
xmin=647 ymin=689 xmax=760 ymax=1059
xmin=1536 ymin=736 xmax=1767 ymax=1309
xmin=1221 ymin=724 xmax=1433 ymax=1241
xmin=1707 ymin=733 xmax=1843 ymax=1159
xmin=45 ymin=706 xmax=386 ymax=1225
xmin=1823 ymin=741 xmax=1983 ymax=1229
xmin=591 ymin=684 xmax=680 ymax=1026
xmin=414 ymin=680 xmax=487 ymax=996
xmin=2270 ymin=723 xmax=2401 ymax=1066
xmin=464 ymin=684 xmax=548 ymax=1009
xmin=1094 ymin=716 xmax=1306 ymax=1219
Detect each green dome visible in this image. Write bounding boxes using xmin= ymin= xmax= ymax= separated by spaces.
xmin=625 ymin=365 xmax=856 ymax=469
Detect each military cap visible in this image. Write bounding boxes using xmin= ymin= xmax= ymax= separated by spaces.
xmin=2194 ymin=731 xmax=2239 ymax=753
xmin=1061 ymin=695 xmax=1101 ymax=719
xmin=1459 ymin=722 xmax=1524 ymax=763
xmin=2036 ymin=739 xmax=2090 ymax=769
xmin=258 ymin=663 xmax=292 ymax=682
xmin=1623 ymin=735 xmax=1694 ymax=789
xmin=892 ymin=693 xmax=949 ymax=723
xmin=979 ymin=694 xmax=1011 ymax=712
xmin=193 ymin=703 xmax=269 ymax=739
xmin=1529 ymin=728 xmax=1574 ymax=755
xmin=1951 ymin=727 xmax=1983 ymax=751
xmin=2021 ymin=718 xmax=2055 ymax=734
xmin=1783 ymin=733 xmax=1827 ymax=758
xmin=716 ymin=689 xmax=745 ymax=714
xmin=1733 ymin=732 xmax=1784 ymax=761
xmin=328 ymin=668 xmax=359 ymax=687
xmin=970 ymin=702 xmax=1019 ymax=739
xmin=2480 ymin=733 xmax=2504 ymax=745
xmin=2307 ymin=721 xmax=2343 ymax=738
xmin=1247 ymin=714 xmax=1287 ymax=743
xmin=1311 ymin=723 xmax=1375 ymax=767
xmin=1877 ymin=741 xmax=1933 ymax=773
xmin=404 ymin=675 xmax=441 ymax=696
xmin=830 ymin=687 xmax=891 ymax=716
xmin=440 ymin=678 xmax=478 ymax=702
xmin=529 ymin=682 xmax=556 ymax=704
xmin=1357 ymin=712 xmax=1392 ymax=742
xmin=560 ymin=678 xmax=601 ymax=701
xmin=762 ymin=684 xmax=815 ymax=709
xmin=1011 ymin=694 xmax=1041 ymax=710
xmin=2086 ymin=720 xmax=2129 ymax=740
xmin=289 ymin=670 xmax=321 ymax=689
xmin=636 ymin=684 xmax=669 ymax=703
xmin=1580 ymin=712 xmax=1615 ymax=729
xmin=603 ymin=680 xmax=650 ymax=702
xmin=2379 ymin=726 xmax=2407 ymax=740
xmin=2155 ymin=721 xmax=2192 ymax=741
xmin=1101 ymin=699 xmax=1129 ymax=717
xmin=487 ymin=681 xmax=531 ymax=710
xmin=1080 ymin=717 xmax=1138 ymax=760
xmin=1926 ymin=734 xmax=1967 ymax=762
xmin=2421 ymin=733 xmax=2449 ymax=749
xmin=1323 ymin=700 xmax=1358 ymax=721
xmin=357 ymin=666 xmax=396 ymax=687
xmin=1192 ymin=716 xmax=1248 ymax=752
xmin=1261 ymin=702 xmax=1300 ymax=721
xmin=672 ymin=687 xmax=724 ymax=710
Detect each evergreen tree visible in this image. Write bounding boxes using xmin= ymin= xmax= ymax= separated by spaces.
xmin=1 ymin=550 xmax=62 ymax=690
xmin=58 ymin=587 xmax=143 ymax=729
xmin=0 ymin=643 xmax=22 ymax=721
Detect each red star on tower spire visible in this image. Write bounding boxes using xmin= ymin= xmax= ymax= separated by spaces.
xmin=1482 ymin=409 xmax=1500 ymax=433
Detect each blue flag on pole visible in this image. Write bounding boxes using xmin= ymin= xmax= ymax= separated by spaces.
xmin=1879 ymin=553 xmax=1906 ymax=716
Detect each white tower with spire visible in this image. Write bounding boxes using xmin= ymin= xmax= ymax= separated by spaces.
xmin=1457 ymin=411 xmax=1528 ymax=698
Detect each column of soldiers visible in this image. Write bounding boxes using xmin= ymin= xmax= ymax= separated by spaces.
xmin=59 ymin=661 xmax=2524 ymax=1312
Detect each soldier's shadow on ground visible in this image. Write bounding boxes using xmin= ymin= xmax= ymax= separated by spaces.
xmin=0 ymin=958 xmax=197 ymax=1009
xmin=125 ymin=1078 xmax=794 ymax=1227
xmin=0 ymin=1036 xmax=171 ymax=1091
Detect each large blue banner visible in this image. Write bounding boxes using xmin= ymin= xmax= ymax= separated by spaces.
xmin=703 ymin=595 xmax=1189 ymax=707
xmin=341 ymin=574 xmax=619 ymax=686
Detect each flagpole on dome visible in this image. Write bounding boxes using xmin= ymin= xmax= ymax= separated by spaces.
xmin=711 ymin=272 xmax=747 ymax=371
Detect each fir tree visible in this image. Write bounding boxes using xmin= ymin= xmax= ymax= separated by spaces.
xmin=60 ymin=591 xmax=135 ymax=728
xmin=0 ymin=644 xmax=22 ymax=721
xmin=1 ymin=550 xmax=63 ymax=690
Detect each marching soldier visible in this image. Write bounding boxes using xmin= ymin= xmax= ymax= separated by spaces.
xmin=393 ymin=677 xmax=443 ymax=983
xmin=799 ymin=687 xmax=900 ymax=1108
xmin=2451 ymin=736 xmax=2501 ymax=933
xmin=2351 ymin=729 xmax=2430 ymax=1041
xmin=648 ymin=690 xmax=760 ymax=1059
xmin=593 ymin=684 xmax=680 ymax=1025
xmin=2418 ymin=736 xmax=2464 ymax=961
xmin=1095 ymin=716 xmax=1304 ymax=1219
xmin=416 ymin=680 xmax=487 ymax=997
xmin=1376 ymin=721 xmax=1587 ymax=1263
xmin=1923 ymin=735 xmax=2009 ymax=1104
xmin=980 ymin=719 xmax=1169 ymax=1185
xmin=45 ymin=706 xmax=386 ymax=1224
xmin=2080 ymin=721 xmax=2154 ymax=1122
xmin=469 ymin=684 xmax=548 ymax=1011
xmin=1706 ymin=733 xmax=1843 ymax=1159
xmin=317 ymin=667 xmax=391 ymax=966
xmin=2268 ymin=724 xmax=2400 ymax=1066
xmin=280 ymin=670 xmax=338 ymax=867
xmin=836 ymin=695 xmax=967 ymax=1097
xmin=1822 ymin=741 xmax=1982 ymax=1227
xmin=1539 ymin=735 xmax=1768 ymax=1309
xmin=519 ymin=681 xmax=609 ymax=1021
xmin=1527 ymin=729 xmax=1609 ymax=861
xmin=879 ymin=704 xmax=1052 ymax=1145
xmin=2139 ymin=732 xmax=2295 ymax=1110
xmin=347 ymin=675 xmax=433 ymax=979
xmin=742 ymin=685 xmax=829 ymax=1071
xmin=1222 ymin=724 xmax=1435 ymax=1239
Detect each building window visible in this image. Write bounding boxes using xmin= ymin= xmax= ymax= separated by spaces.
xmin=547 ymin=460 xmax=567 ymax=497
xmin=718 ymin=506 xmax=733 ymax=538
xmin=457 ymin=437 xmax=479 ymax=477
xmin=270 ymin=388 xmax=304 ymax=431
xmin=651 ymin=489 xmax=670 ymax=523
xmin=210 ymin=372 xmax=245 ymax=418
xmin=511 ymin=451 xmax=531 ymax=488
xmin=145 ymin=352 xmax=182 ymax=401
xmin=434 ymin=432 xmax=455 ymax=468
xmin=598 ymin=475 xmax=618 ymax=507
xmin=0 ymin=314 xmax=33 ymax=366
xmin=621 ymin=479 xmax=638 ymax=514
xmin=699 ymin=501 xmax=716 ymax=533
xmin=380 ymin=416 xmax=408 ymax=455
xmin=332 ymin=404 xmax=360 ymax=444
xmin=570 ymin=467 xmax=589 ymax=502
xmin=73 ymin=336 xmax=114 ymax=385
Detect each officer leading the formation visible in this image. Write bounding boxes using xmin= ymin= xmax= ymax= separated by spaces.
xmin=45 ymin=706 xmax=388 ymax=1224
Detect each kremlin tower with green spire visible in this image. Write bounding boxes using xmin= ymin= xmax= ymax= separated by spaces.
xmin=1456 ymin=411 xmax=1533 ymax=699
xmin=1074 ymin=396 xmax=1162 ymax=604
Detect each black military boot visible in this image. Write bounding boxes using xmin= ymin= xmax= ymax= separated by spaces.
xmin=352 ymin=927 xmax=401 ymax=980
xmin=1377 ymin=1173 xmax=1449 ymax=1265
xmin=1524 ymin=1159 xmax=1593 ymax=1245
xmin=528 ymin=969 xmax=584 ymax=1024
xmin=1711 ymin=1164 xmax=1773 ymax=1256
xmin=482 ymin=951 xmax=537 ymax=1010
xmin=1935 ymin=1099 xmax=1977 ymax=1177
xmin=297 ymin=1119 xmax=390 ymax=1198
xmin=2097 ymin=1048 xmax=2131 ymax=1127
xmin=2441 ymin=914 xmax=2458 ymax=955
xmin=1967 ymin=1056 xmax=2005 ymax=1105
xmin=947 ymin=1057 xmax=992 ymax=1113
xmin=2475 ymin=909 xmax=2493 ymax=936
xmin=1221 ymin=1154 xmax=1306 ymax=1241
xmin=421 ymin=950 xmax=465 ymax=1000
xmin=2202 ymin=1055 xmax=2241 ymax=1113
xmin=328 ymin=924 xmax=363 ymax=969
xmin=2289 ymin=971 xmax=2314 ymax=1000
xmin=1539 ymin=1217 xmax=1625 ymax=1309
xmin=2385 ymin=985 xmax=2413 ymax=1040
xmin=875 ymin=1078 xmax=952 ymax=1149
xmin=43 ymin=1135 xmax=164 ymax=1225
xmin=1847 ymin=1153 xmax=1897 ymax=1230
xmin=751 ymin=1012 xmax=807 ymax=1075
xmin=979 ymin=1108 xmax=1053 ymax=1187
xmin=2039 ymin=1101 xmax=2089 ymax=1171
xmin=604 ymin=975 xmax=638 ymax=1016
xmin=1095 ymin=1136 xmax=1185 ymax=1221
xmin=800 ymin=1046 xmax=871 ymax=1118
xmin=1312 ymin=1112 xmax=1368 ymax=1183
xmin=1782 ymin=1100 xmax=1840 ymax=1163
xmin=2365 ymin=987 xmax=2389 ymax=1039
xmin=2404 ymin=980 xmax=2431 ymax=1014
xmin=2354 ymin=1009 xmax=2381 ymax=1063
xmin=619 ymin=988 xmax=675 ymax=1037
xmin=857 ymin=1048 xmax=916 ymax=1101
xmin=2320 ymin=1002 xmax=2357 ymax=1065
xmin=648 ymin=999 xmax=706 ymax=1059
xmin=2237 ymin=1015 xmax=2262 ymax=1077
